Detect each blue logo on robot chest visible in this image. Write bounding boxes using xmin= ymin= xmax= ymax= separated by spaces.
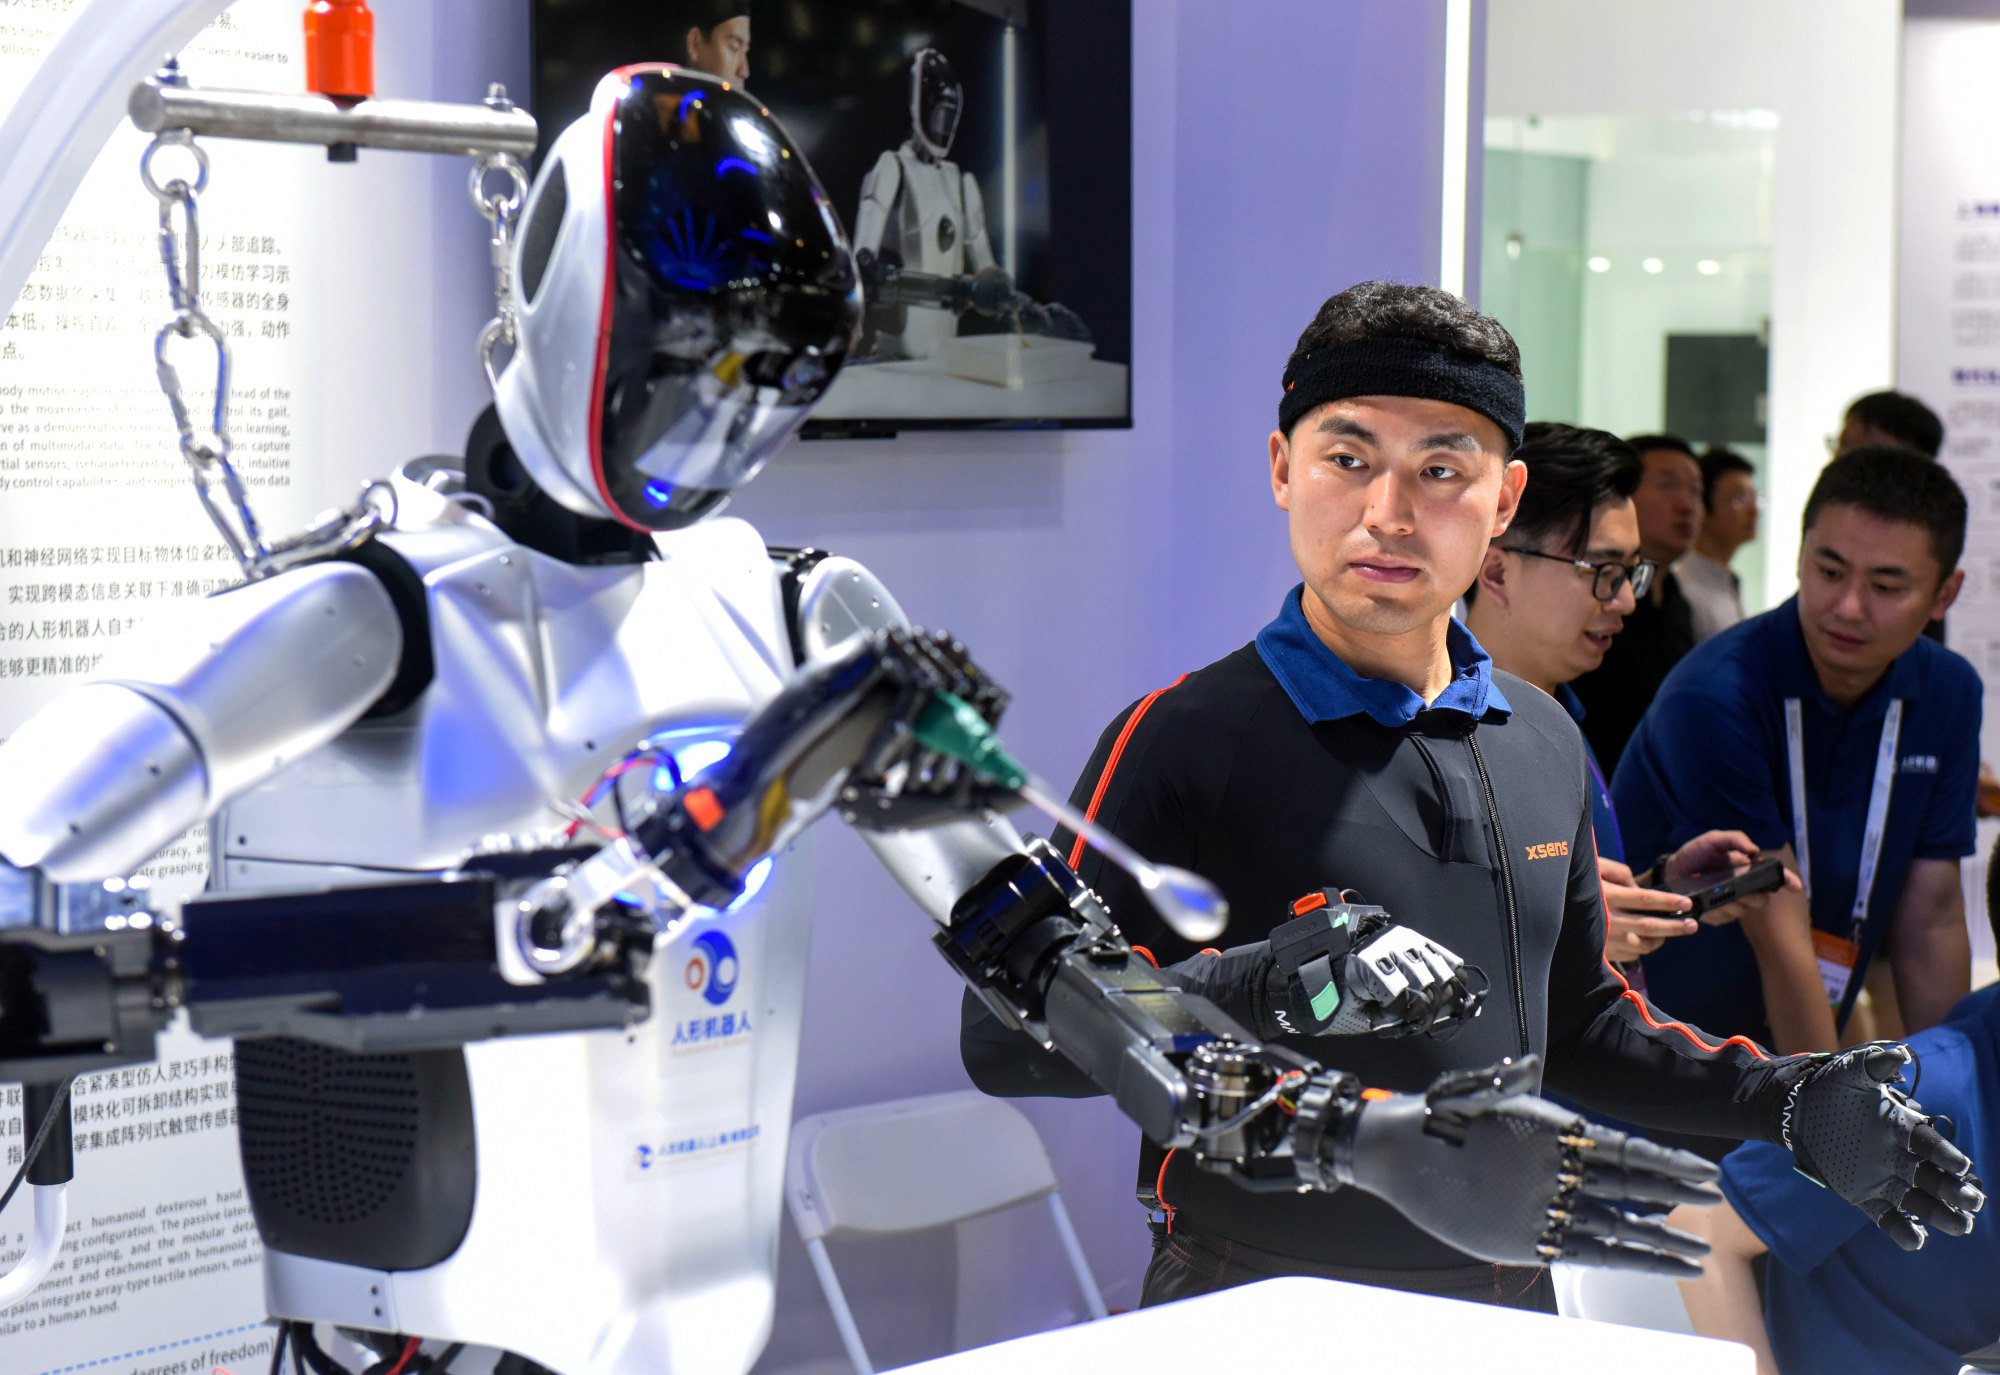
xmin=673 ymin=927 xmax=754 ymax=1047
xmin=685 ymin=928 xmax=738 ymax=1005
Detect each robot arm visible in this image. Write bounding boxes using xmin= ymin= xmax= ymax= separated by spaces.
xmin=0 ymin=559 xmax=402 ymax=881
xmin=960 ymin=170 xmax=995 ymax=274
xmin=852 ymin=150 xmax=901 ymax=266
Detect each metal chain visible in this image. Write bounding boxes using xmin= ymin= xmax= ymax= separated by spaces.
xmin=142 ymin=118 xmax=389 ymax=581
xmin=471 ymin=149 xmax=528 ymax=394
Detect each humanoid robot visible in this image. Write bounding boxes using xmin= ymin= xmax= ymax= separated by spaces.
xmin=0 ymin=61 xmax=1973 ymax=1375
xmin=850 ymin=47 xmax=1084 ymax=360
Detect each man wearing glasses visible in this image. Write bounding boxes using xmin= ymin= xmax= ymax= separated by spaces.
xmin=961 ymin=285 xmax=1979 ymax=1312
xmin=1569 ymin=434 xmax=1705 ymax=774
xmin=1464 ymin=424 xmax=1783 ymax=971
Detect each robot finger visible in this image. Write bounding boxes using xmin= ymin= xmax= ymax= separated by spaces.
xmin=1564 ymin=1199 xmax=1711 ymax=1257
xmin=1556 ymin=1236 xmax=1706 ymax=1278
xmin=1582 ymin=1123 xmax=1723 ymax=1184
xmin=1578 ymin=1161 xmax=1723 ymax=1211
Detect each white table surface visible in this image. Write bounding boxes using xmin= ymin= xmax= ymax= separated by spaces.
xmin=894 ymin=1276 xmax=1754 ymax=1374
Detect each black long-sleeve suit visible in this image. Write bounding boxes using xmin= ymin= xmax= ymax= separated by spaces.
xmin=962 ymin=640 xmax=1796 ymax=1285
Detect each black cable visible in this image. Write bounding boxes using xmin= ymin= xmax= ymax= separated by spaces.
xmin=268 ymin=1324 xmax=290 ymax=1375
xmin=290 ymin=1321 xmax=309 ymax=1375
xmin=291 ymin=1322 xmax=357 ymax=1375
xmin=428 ymin=1344 xmax=465 ymax=1373
xmin=0 ymin=1076 xmax=73 ymax=1216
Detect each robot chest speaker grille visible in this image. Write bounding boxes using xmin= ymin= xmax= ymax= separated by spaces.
xmin=233 ymin=1037 xmax=479 ymax=1271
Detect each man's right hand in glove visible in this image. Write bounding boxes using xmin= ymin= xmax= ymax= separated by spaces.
xmin=1319 ymin=1056 xmax=1723 ymax=1274
xmin=1159 ymin=888 xmax=1485 ymax=1039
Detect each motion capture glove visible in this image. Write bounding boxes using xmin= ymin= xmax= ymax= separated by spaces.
xmin=1160 ymin=889 xmax=1486 ymax=1039
xmin=1319 ymin=1056 xmax=1722 ymax=1274
xmin=1777 ymin=1041 xmax=1985 ymax=1250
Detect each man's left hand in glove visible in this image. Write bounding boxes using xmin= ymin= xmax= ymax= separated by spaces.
xmin=1779 ymin=1041 xmax=1986 ymax=1250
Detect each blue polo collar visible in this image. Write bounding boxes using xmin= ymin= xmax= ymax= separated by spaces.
xmin=1557 ymin=682 xmax=1587 ymax=722
xmin=1773 ymin=596 xmax=1922 ymax=717
xmin=1255 ymin=584 xmax=1512 ymax=728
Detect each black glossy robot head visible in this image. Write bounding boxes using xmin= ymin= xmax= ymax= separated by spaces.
xmin=496 ymin=66 xmax=860 ymax=532
xmin=911 ymin=48 xmax=962 ymax=160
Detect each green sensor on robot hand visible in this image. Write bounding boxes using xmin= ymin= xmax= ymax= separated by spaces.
xmin=912 ymin=691 xmax=1028 ymax=791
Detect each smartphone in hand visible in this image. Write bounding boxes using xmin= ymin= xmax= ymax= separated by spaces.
xmin=1652 ymin=856 xmax=1787 ymax=918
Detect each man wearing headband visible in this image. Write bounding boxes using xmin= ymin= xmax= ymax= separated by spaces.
xmin=961 ymin=281 xmax=1982 ymax=1310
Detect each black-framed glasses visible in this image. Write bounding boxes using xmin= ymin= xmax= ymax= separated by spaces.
xmin=1503 ymin=547 xmax=1658 ymax=602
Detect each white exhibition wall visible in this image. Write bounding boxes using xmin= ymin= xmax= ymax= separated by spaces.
xmin=1485 ymin=0 xmax=1900 ymax=608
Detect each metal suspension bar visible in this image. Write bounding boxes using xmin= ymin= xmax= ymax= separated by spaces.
xmin=127 ymin=80 xmax=537 ymax=159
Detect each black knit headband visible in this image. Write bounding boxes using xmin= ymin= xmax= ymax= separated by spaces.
xmin=1279 ymin=337 xmax=1526 ymax=450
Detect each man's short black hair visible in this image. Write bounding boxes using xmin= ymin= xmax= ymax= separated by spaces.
xmin=1845 ymin=390 xmax=1944 ymax=459
xmin=1699 ymin=447 xmax=1756 ymax=511
xmin=1508 ymin=423 xmax=1644 ymax=555
xmin=1464 ymin=423 xmax=1640 ymax=605
xmin=1802 ymin=445 xmax=1968 ymax=576
xmin=1287 ymin=282 xmax=1522 ymax=384
xmin=1624 ymin=433 xmax=1698 ymax=460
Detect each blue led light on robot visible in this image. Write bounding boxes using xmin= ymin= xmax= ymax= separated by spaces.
xmin=731 ymin=856 xmax=774 ymax=910
xmin=715 ymin=156 xmax=757 ymax=180
xmin=643 ymin=478 xmax=677 ymax=508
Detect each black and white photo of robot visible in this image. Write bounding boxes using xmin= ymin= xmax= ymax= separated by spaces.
xmin=852 ymin=47 xmax=1088 ymax=362
xmin=531 ymin=0 xmax=1135 ymax=426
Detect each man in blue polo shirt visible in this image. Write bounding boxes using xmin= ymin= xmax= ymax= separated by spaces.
xmin=1613 ymin=447 xmax=1978 ymax=1054
xmin=1669 ymin=849 xmax=2000 ymax=1373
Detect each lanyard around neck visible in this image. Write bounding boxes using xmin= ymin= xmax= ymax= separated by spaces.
xmin=1784 ymin=697 xmax=1903 ymax=943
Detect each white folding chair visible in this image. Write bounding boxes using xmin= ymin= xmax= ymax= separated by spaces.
xmin=784 ymin=1090 xmax=1108 ymax=1375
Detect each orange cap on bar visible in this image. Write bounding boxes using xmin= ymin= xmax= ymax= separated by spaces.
xmin=304 ymin=0 xmax=374 ymax=101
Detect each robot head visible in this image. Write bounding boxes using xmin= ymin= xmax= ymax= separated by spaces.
xmin=910 ymin=48 xmax=962 ymax=160
xmin=495 ymin=66 xmax=859 ymax=532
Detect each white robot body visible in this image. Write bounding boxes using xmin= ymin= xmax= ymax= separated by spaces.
xmin=854 ymin=144 xmax=993 ymax=360
xmin=201 ymin=474 xmax=816 ymax=1375
xmin=257 ymin=887 xmax=811 ymax=1375
xmin=212 ymin=481 xmax=793 ymax=880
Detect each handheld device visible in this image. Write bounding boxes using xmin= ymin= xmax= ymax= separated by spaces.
xmin=1657 ymin=856 xmax=1786 ymax=917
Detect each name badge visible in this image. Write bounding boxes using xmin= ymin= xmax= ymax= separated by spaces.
xmin=1813 ymin=928 xmax=1860 ymax=1007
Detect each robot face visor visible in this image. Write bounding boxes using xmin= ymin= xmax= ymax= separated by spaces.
xmin=915 ymin=52 xmax=963 ymax=154
xmin=593 ymin=68 xmax=861 ymax=529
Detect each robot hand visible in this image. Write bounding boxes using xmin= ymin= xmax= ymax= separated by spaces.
xmin=1161 ymin=889 xmax=1485 ymax=1040
xmin=1011 ymin=299 xmax=1092 ymax=344
xmin=534 ymin=626 xmax=1020 ymax=941
xmin=1780 ymin=1042 xmax=1985 ymax=1250
xmin=1325 ymin=1056 xmax=1722 ymax=1274
xmin=963 ymin=264 xmax=1016 ymax=316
